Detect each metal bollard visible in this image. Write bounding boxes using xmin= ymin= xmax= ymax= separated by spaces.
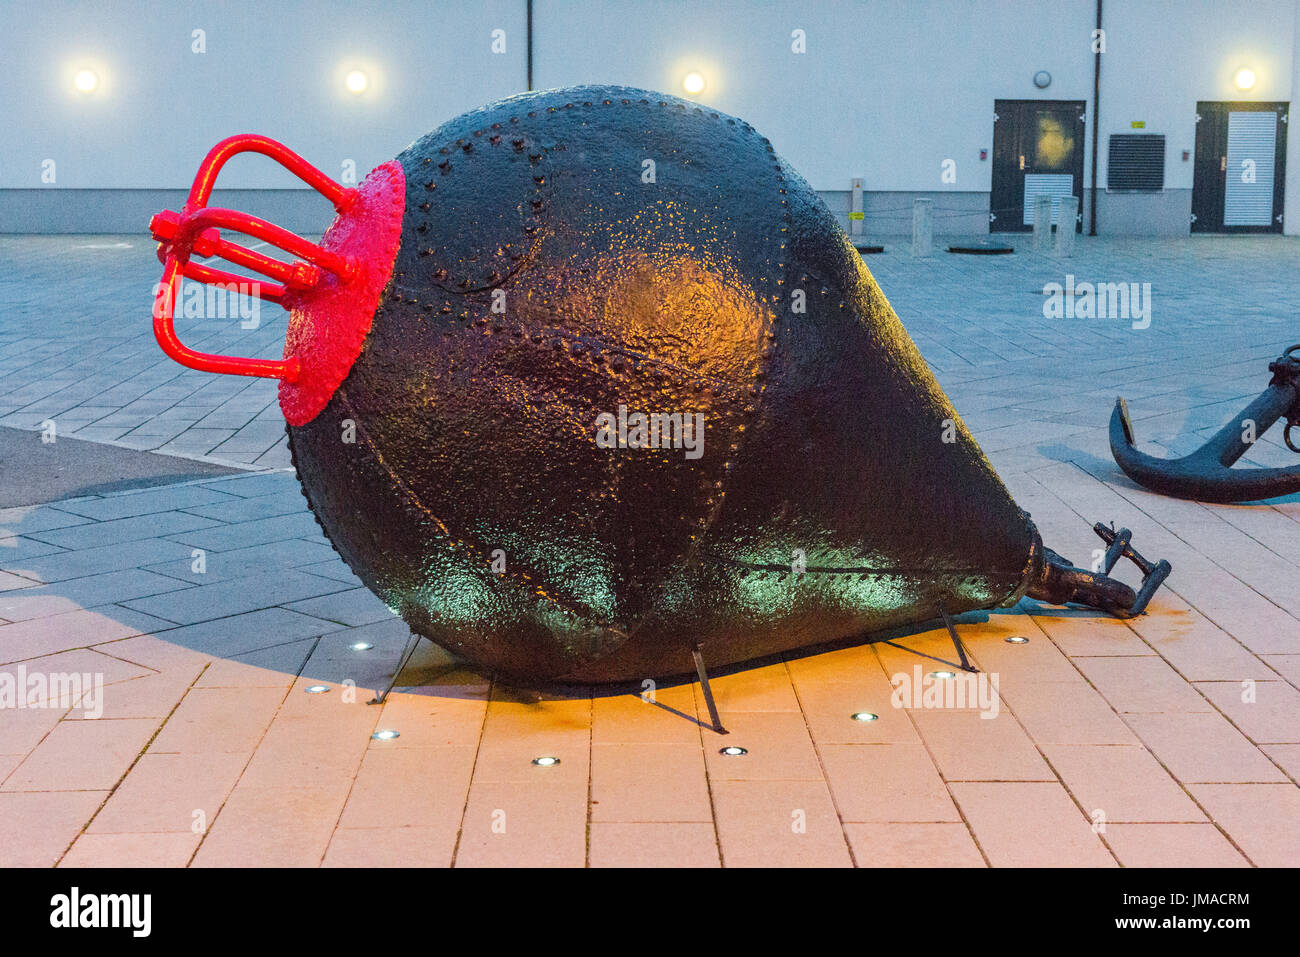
xmin=1054 ymin=195 xmax=1078 ymax=257
xmin=1033 ymin=194 xmax=1054 ymax=252
xmin=911 ymin=198 xmax=933 ymax=257
xmin=850 ymin=177 xmax=865 ymax=237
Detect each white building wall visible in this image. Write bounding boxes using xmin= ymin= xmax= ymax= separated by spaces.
xmin=536 ymin=0 xmax=1096 ymax=194
xmin=1 ymin=0 xmax=527 ymax=190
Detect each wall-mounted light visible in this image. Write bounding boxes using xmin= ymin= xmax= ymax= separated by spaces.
xmin=74 ymin=69 xmax=98 ymax=93
xmin=1033 ymin=70 xmax=1052 ymax=90
xmin=1234 ymin=67 xmax=1256 ymax=91
xmin=345 ymin=70 xmax=369 ymax=95
xmin=683 ymin=71 xmax=705 ymax=96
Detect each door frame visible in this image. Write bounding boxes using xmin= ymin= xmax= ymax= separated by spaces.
xmin=1192 ymin=101 xmax=1288 ymax=234
xmin=991 ymin=99 xmax=1087 ymax=233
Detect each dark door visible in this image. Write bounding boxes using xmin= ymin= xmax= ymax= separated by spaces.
xmin=991 ymin=99 xmax=1086 ymax=233
xmin=1192 ymin=101 xmax=1287 ymax=233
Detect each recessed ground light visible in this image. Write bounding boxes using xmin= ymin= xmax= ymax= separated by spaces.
xmin=929 ymin=670 xmax=957 ymax=680
xmin=851 ymin=711 xmax=879 ymax=722
xmin=371 ymin=729 xmax=400 ymax=740
xmin=304 ymin=684 xmax=331 ymax=694
xmin=719 ymin=746 xmax=747 ymax=756
xmin=350 ymin=641 xmax=374 ymax=651
xmin=532 ymin=756 xmax=560 ymax=767
xmin=1005 ymin=635 xmax=1029 ymax=644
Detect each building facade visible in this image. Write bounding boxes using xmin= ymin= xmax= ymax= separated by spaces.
xmin=4 ymin=0 xmax=1299 ymax=237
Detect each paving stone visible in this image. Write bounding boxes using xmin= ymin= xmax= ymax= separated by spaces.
xmin=591 ymin=685 xmax=703 ymax=744
xmin=191 ymin=784 xmax=350 ymax=868
xmin=0 ymin=791 xmax=110 ymax=866
xmin=180 ymin=490 xmax=311 ymax=524
xmin=844 ymin=822 xmax=986 ymax=867
xmin=60 ymin=832 xmax=202 ymax=868
xmin=588 ymin=822 xmax=721 ymax=868
xmin=910 ymin=709 xmax=1055 ymax=782
xmin=198 ymin=473 xmax=301 ymax=499
xmin=120 ymin=571 xmax=352 ymax=625
xmin=0 ymin=570 xmax=38 ymax=592
xmin=54 ymin=484 xmax=240 ymax=521
xmin=0 ymin=703 xmax=64 ymax=756
xmin=590 ymin=743 xmax=712 ymax=823
xmin=706 ymin=661 xmax=801 ymax=712
xmin=148 ymin=686 xmax=285 ymax=755
xmin=820 ymin=743 xmax=961 ymax=823
xmin=1259 ymin=744 xmax=1300 ymax=780
xmin=0 ymin=505 xmax=92 ymax=535
xmin=454 ymin=781 xmax=587 ymax=867
xmin=368 ymin=689 xmax=489 ymax=748
xmin=0 ymin=536 xmax=68 ymax=570
xmin=999 ymin=675 xmax=1142 ymax=746
xmin=11 ymin=538 xmax=197 ymax=583
xmin=337 ymin=746 xmax=476 ymax=829
xmin=323 ymin=826 xmax=457 ymax=868
xmin=29 ymin=511 xmax=220 ymax=550
xmin=1101 ymin=823 xmax=1250 ymax=868
xmin=141 ymin=539 xmax=338 ymax=585
xmin=711 ymin=780 xmax=853 ymax=867
xmin=949 ymin=782 xmax=1116 ymax=867
xmin=66 ymin=666 xmax=202 ymax=722
xmin=1195 ymin=679 xmax=1300 ymax=744
xmin=88 ymin=752 xmax=249 ymax=834
xmin=1042 ymin=743 xmax=1206 ymax=824
xmin=1186 ymin=783 xmax=1300 ymax=867
xmin=0 ymin=569 xmax=192 ymax=621
xmin=3 ymin=717 xmax=158 ymax=791
xmin=146 ymin=607 xmax=345 ymax=657
xmin=0 ymin=606 xmax=174 ymax=665
xmin=700 ymin=711 xmax=823 ymax=781
xmin=1123 ymin=711 xmax=1288 ymax=784
xmin=1073 ymin=654 xmax=1216 ymax=714
xmin=165 ymin=513 xmax=324 ymax=552
xmin=286 ymin=587 xmax=397 ymax=627
xmin=237 ymin=712 xmax=374 ymax=789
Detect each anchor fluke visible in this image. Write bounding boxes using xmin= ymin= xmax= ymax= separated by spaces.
xmin=1110 ymin=345 xmax=1300 ymax=504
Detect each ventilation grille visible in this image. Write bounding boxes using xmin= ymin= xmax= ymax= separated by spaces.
xmin=1107 ymin=134 xmax=1165 ymax=191
xmin=1224 ymin=112 xmax=1277 ymax=226
xmin=1022 ymin=174 xmax=1075 ymax=225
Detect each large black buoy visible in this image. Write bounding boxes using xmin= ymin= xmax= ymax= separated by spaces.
xmin=148 ymin=85 xmax=1170 ymax=685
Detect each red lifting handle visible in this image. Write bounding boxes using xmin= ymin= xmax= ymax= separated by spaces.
xmin=150 ymin=134 xmax=361 ymax=383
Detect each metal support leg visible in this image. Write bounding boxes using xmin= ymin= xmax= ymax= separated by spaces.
xmin=692 ymin=646 xmax=728 ymax=735
xmin=369 ymin=630 xmax=423 ymax=705
xmin=884 ymin=603 xmax=980 ymax=675
xmin=938 ymin=602 xmax=978 ymax=674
